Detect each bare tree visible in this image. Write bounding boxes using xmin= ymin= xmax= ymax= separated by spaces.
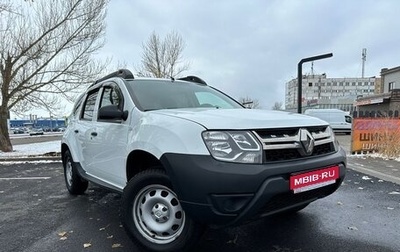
xmin=137 ymin=31 xmax=190 ymax=78
xmin=0 ymin=0 xmax=109 ymax=152
xmin=238 ymin=96 xmax=261 ymax=109
xmin=272 ymin=101 xmax=283 ymax=110
xmin=0 ymin=1 xmax=12 ymax=14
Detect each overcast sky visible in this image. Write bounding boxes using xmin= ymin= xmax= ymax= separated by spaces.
xmin=98 ymin=0 xmax=400 ymax=110
xmin=23 ymin=0 xmax=400 ymax=119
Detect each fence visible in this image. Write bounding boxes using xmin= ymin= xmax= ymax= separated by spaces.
xmin=351 ymin=110 xmax=400 ymax=154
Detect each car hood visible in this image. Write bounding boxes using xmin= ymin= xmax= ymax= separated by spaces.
xmin=149 ymin=108 xmax=328 ymax=130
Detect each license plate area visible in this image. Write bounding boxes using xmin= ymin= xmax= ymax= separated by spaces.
xmin=290 ymin=165 xmax=340 ymax=194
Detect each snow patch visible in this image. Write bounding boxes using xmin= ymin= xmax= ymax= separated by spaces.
xmin=0 ymin=140 xmax=60 ymax=157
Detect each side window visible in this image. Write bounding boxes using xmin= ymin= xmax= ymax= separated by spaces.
xmin=72 ymin=94 xmax=84 ymax=117
xmin=99 ymin=85 xmax=123 ymax=110
xmin=81 ymin=89 xmax=99 ymax=120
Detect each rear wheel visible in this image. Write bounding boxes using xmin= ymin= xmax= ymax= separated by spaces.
xmin=63 ymin=150 xmax=88 ymax=195
xmin=121 ymin=168 xmax=204 ymax=252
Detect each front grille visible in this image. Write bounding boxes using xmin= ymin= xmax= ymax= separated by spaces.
xmin=265 ymin=142 xmax=334 ymax=162
xmin=313 ymin=142 xmax=333 ymax=155
xmin=265 ymin=148 xmax=300 ymax=161
xmin=253 ymin=126 xmax=336 ymax=163
xmin=255 ymin=126 xmax=327 ymax=139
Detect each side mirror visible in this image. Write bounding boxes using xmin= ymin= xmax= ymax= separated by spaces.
xmin=98 ymin=105 xmax=128 ymax=121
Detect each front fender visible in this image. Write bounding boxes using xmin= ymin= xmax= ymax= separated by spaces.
xmin=128 ymin=111 xmax=209 ymax=158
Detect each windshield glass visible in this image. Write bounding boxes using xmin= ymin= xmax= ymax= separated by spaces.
xmin=126 ymin=79 xmax=243 ymax=111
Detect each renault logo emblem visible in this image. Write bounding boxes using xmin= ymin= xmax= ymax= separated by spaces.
xmin=299 ymin=129 xmax=314 ymax=156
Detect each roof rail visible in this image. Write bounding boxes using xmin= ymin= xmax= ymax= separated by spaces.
xmin=95 ymin=69 xmax=134 ymax=84
xmin=177 ymin=76 xmax=207 ymax=85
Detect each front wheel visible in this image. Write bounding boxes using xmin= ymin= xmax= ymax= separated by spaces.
xmin=121 ymin=168 xmax=204 ymax=252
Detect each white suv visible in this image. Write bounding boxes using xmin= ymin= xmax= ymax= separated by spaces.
xmin=61 ymin=69 xmax=347 ymax=252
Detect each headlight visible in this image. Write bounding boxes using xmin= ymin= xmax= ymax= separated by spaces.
xmin=202 ymin=131 xmax=262 ymax=163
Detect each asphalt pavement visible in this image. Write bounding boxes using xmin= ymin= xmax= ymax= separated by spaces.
xmin=347 ymin=156 xmax=400 ymax=185
xmin=1 ymin=162 xmax=399 ymax=252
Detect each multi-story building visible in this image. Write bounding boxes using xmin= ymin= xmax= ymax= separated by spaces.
xmin=285 ymin=73 xmax=380 ymax=113
xmin=355 ymin=66 xmax=400 ymax=112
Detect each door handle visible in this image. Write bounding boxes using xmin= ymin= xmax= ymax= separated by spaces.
xmin=91 ymin=132 xmax=98 ymax=136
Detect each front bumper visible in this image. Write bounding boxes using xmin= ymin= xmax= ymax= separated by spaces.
xmin=160 ymin=148 xmax=346 ymax=227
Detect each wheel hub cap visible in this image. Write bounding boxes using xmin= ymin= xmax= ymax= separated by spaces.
xmin=152 ymin=203 xmax=169 ymax=222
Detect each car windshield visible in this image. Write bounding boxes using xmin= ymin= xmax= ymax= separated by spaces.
xmin=126 ymin=79 xmax=243 ymax=111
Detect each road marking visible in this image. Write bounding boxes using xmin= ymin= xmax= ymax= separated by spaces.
xmin=0 ymin=177 xmax=51 ymax=180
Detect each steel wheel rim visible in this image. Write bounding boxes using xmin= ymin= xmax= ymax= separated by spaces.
xmin=65 ymin=158 xmax=73 ymax=187
xmin=133 ymin=184 xmax=185 ymax=244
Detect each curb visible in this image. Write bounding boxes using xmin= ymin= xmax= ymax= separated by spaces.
xmin=0 ymin=156 xmax=61 ymax=162
xmin=347 ymin=162 xmax=400 ymax=185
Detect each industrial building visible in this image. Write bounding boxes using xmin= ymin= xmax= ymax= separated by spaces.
xmin=285 ymin=73 xmax=380 ymax=113
xmin=9 ymin=118 xmax=65 ymax=131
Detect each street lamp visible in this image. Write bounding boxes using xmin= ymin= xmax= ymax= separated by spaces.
xmin=297 ymin=53 xmax=333 ymax=113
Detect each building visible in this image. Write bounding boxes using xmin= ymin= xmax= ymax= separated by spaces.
xmin=355 ymin=66 xmax=400 ymax=112
xmin=9 ymin=118 xmax=66 ymax=130
xmin=381 ymin=66 xmax=400 ymax=92
xmin=285 ymin=73 xmax=380 ymax=113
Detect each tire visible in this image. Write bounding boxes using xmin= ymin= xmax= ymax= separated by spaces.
xmin=121 ymin=168 xmax=204 ymax=252
xmin=63 ymin=150 xmax=88 ymax=195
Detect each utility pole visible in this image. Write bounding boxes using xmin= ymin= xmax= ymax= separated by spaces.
xmin=311 ymin=61 xmax=314 ymax=77
xmin=361 ymin=48 xmax=367 ymax=78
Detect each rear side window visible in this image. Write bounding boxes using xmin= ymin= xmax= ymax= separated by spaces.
xmin=99 ymin=86 xmax=123 ymax=111
xmin=72 ymin=94 xmax=84 ymax=117
xmin=81 ymin=89 xmax=99 ymax=120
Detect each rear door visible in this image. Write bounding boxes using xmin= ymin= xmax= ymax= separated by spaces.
xmin=78 ymin=88 xmax=101 ymax=170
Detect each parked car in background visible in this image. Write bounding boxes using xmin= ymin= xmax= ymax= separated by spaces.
xmin=13 ymin=128 xmax=25 ymax=134
xmin=304 ymin=109 xmax=352 ymax=134
xmin=50 ymin=127 xmax=66 ymax=132
xmin=29 ymin=128 xmax=44 ymax=136
xmin=57 ymin=127 xmax=66 ymax=132
xmin=42 ymin=127 xmax=52 ymax=132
